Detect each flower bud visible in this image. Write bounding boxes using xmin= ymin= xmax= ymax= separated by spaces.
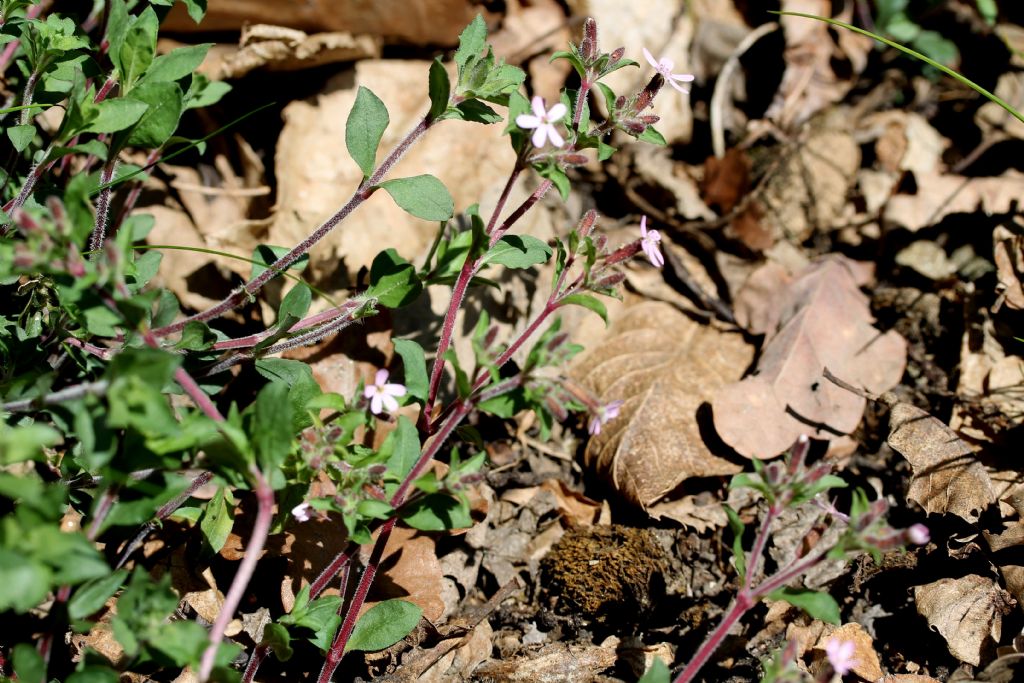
xmin=592 ymin=271 xmax=626 ymax=289
xmin=559 ymin=153 xmax=589 ymax=166
xmin=614 ymin=95 xmax=626 ymax=110
xmin=622 ymin=120 xmax=646 ymax=135
xmin=764 ymin=462 xmax=783 ymax=486
xmin=581 ymin=18 xmax=598 ymax=61
xmin=546 ymin=332 xmax=569 ymax=352
xmin=13 ymin=209 xmax=40 ymax=234
xmin=604 ymin=241 xmax=641 ymax=265
xmin=787 ymin=434 xmax=810 ymax=476
xmin=46 ymin=196 xmax=69 ymax=236
xmin=545 ymin=395 xmax=569 ymax=422
xmin=576 ymin=209 xmax=598 ymax=240
xmin=639 ymin=114 xmax=661 ymax=125
xmin=609 ymin=47 xmax=625 ymax=64
xmin=483 ymin=325 xmax=499 ymax=350
xmin=635 ymin=75 xmax=664 ymax=112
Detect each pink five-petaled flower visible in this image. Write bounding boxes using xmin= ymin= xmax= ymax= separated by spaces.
xmin=588 ymin=399 xmax=624 ymax=436
xmin=640 ymin=215 xmax=664 ymax=268
xmin=642 ymin=47 xmax=696 ymax=94
xmin=364 ymin=369 xmax=407 ymax=415
xmin=515 ymin=96 xmax=568 ymax=148
xmin=824 ymin=638 xmax=857 ymax=677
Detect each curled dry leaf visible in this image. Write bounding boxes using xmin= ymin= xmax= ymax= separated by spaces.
xmin=881 ymin=392 xmax=995 ymax=524
xmin=362 ymin=525 xmax=446 ymax=624
xmin=983 ymin=522 xmax=1024 ymax=606
xmin=195 ymin=25 xmax=381 ymax=80
xmin=713 ymin=257 xmax=906 ymax=459
xmin=883 ymin=170 xmax=1024 ymax=233
xmin=915 ymin=574 xmax=1016 ymax=666
xmin=573 ymin=302 xmax=753 ymax=508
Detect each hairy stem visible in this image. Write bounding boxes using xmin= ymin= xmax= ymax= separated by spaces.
xmin=88 ymin=159 xmax=119 ymax=254
xmin=198 ymin=466 xmax=274 ymax=682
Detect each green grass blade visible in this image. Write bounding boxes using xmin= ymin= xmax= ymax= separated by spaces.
xmin=773 ymin=11 xmax=1024 ymax=125
xmin=90 ymin=101 xmax=277 ymax=195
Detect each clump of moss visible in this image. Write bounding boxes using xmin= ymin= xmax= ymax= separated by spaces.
xmin=539 ymin=525 xmax=665 ymax=623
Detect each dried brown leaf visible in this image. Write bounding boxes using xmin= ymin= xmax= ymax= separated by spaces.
xmin=884 ymin=394 xmax=995 ymax=523
xmin=364 ymin=525 xmax=446 ymax=624
xmin=574 ymin=302 xmax=753 ymax=507
xmin=915 ymin=574 xmax=1015 ymax=666
xmin=713 ymin=257 xmax=906 ymax=459
xmin=474 ymin=641 xmax=618 ymax=681
xmin=994 ymin=225 xmax=1024 ymax=311
xmin=202 ymin=25 xmax=380 ymax=79
xmin=884 ymin=171 xmax=1024 ymax=233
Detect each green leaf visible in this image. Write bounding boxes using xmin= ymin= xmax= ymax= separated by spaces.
xmin=638 ymin=659 xmax=671 ymax=683
xmin=451 ymin=99 xmax=501 ymax=124
xmin=261 ymin=623 xmax=294 ymax=662
xmin=378 ymin=175 xmax=454 ymax=221
xmin=180 ymin=0 xmax=208 ymax=23
xmin=13 ymin=643 xmax=45 ymax=683
xmin=124 ymin=81 xmax=185 ymax=148
xmin=365 ymin=249 xmax=423 ymax=308
xmin=0 ymin=550 xmax=51 ymax=613
xmin=637 ymin=125 xmax=667 ymax=146
xmin=200 ymin=486 xmax=234 ymax=553
xmin=481 ymin=234 xmax=552 ymax=270
xmin=392 ymin=339 xmax=428 ymax=402
xmin=345 ymin=599 xmax=423 ymax=653
xmin=537 ymin=163 xmax=570 ymax=200
xmin=6 ymin=124 xmax=34 ymax=152
xmin=82 ymin=98 xmax=149 ymax=135
xmin=251 ymin=244 xmax=309 ymax=281
xmin=174 ymin=321 xmax=216 ymax=351
xmin=558 ymin=293 xmax=607 ymax=324
xmin=427 ymin=57 xmax=450 ymax=121
xmin=767 ymin=587 xmax=840 ymax=624
xmin=454 ymin=15 xmax=487 ymax=77
xmin=401 ymin=493 xmax=472 ymax=531
xmin=0 ymin=423 xmax=62 ymax=464
xmin=346 ymin=86 xmax=389 ymax=178
xmin=118 ymin=6 xmax=159 ymax=92
xmin=146 ymin=43 xmax=212 ymax=83
xmin=255 ymin=358 xmax=313 ymax=385
xmin=724 ymin=505 xmax=747 ymax=582
xmin=253 ymin=382 xmax=293 ymax=474
xmin=69 ymin=570 xmax=128 ymax=620
xmin=66 ymin=668 xmax=120 ymax=683
xmin=383 ymin=415 xmax=419 ymax=479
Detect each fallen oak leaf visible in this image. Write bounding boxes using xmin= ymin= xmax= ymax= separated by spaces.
xmin=915 ymin=574 xmax=1015 ymax=666
xmin=824 ymin=369 xmax=995 ymax=524
xmin=573 ymin=302 xmax=753 ymax=509
xmin=712 ymin=257 xmax=906 ymax=459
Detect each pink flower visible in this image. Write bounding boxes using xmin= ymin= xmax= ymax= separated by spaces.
xmin=516 ymin=96 xmax=568 ymax=148
xmin=292 ymin=502 xmax=313 ymax=522
xmin=640 ymin=216 xmax=664 ymax=268
xmin=364 ymin=369 xmax=407 ymax=415
xmin=642 ymin=48 xmax=695 ymax=94
xmin=588 ymin=399 xmax=624 ymax=436
xmin=824 ymin=638 xmax=856 ymax=677
xmin=906 ymin=523 xmax=930 ymax=545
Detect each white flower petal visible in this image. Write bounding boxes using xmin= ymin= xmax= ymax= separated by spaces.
xmin=667 ymin=78 xmax=690 ymax=94
xmin=672 ymin=73 xmax=695 ymax=82
xmin=530 ymin=95 xmax=546 ymax=119
xmin=370 ymin=393 xmax=384 ymax=415
xmin=532 ymin=126 xmax=548 ymax=148
xmin=640 ymin=215 xmax=648 ymax=237
xmin=516 ymin=114 xmax=541 ymax=129
xmin=547 ymin=126 xmax=565 ymax=148
xmin=374 ymin=368 xmax=389 ymax=385
xmin=382 ymin=393 xmax=399 ymax=413
xmin=384 ymin=384 xmax=406 ymax=397
xmin=546 ymin=102 xmax=567 ymax=121
xmin=364 ymin=385 xmax=377 ymax=399
xmin=642 ymin=47 xmax=659 ymax=70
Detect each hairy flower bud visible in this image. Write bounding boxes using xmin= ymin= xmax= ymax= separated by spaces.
xmin=591 ymin=271 xmax=626 ymax=289
xmin=609 ymin=47 xmax=625 ymax=64
xmin=635 ymin=74 xmax=664 ymax=112
xmin=545 ymin=395 xmax=569 ymax=422
xmin=483 ymin=325 xmax=499 ymax=350
xmin=559 ymin=153 xmax=589 ymax=166
xmin=581 ymin=17 xmax=598 ymax=61
xmin=639 ymin=114 xmax=661 ymax=125
xmin=622 ymin=120 xmax=646 ymax=135
xmin=604 ymin=241 xmax=641 ymax=265
xmin=576 ymin=209 xmax=598 ymax=240
xmin=13 ymin=209 xmax=40 ymax=234
xmin=546 ymin=332 xmax=569 ymax=352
